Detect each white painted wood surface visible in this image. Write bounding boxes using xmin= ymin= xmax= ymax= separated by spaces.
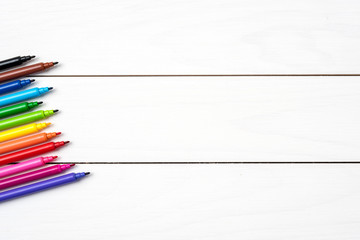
xmin=2 ymin=164 xmax=360 ymax=239
xmin=1 ymin=0 xmax=360 ymax=239
xmin=29 ymin=76 xmax=360 ymax=162
xmin=0 ymin=0 xmax=360 ymax=74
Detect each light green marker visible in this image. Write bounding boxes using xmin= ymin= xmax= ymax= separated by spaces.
xmin=0 ymin=110 xmax=58 ymax=131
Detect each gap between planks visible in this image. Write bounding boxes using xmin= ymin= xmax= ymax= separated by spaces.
xmin=44 ymin=162 xmax=360 ymax=164
xmin=30 ymin=74 xmax=360 ymax=77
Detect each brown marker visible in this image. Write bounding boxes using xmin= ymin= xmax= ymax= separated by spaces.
xmin=0 ymin=62 xmax=58 ymax=82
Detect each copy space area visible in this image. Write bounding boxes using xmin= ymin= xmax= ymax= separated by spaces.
xmin=34 ymin=77 xmax=360 ymax=162
xmin=0 ymin=0 xmax=360 ymax=74
xmin=2 ymin=164 xmax=360 ymax=240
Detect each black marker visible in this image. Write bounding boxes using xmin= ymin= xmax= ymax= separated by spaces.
xmin=0 ymin=56 xmax=35 ymax=70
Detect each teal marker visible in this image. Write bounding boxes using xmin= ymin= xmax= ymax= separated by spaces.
xmin=0 ymin=87 xmax=53 ymax=107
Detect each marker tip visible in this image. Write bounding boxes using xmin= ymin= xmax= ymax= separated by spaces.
xmin=53 ymin=62 xmax=59 ymax=65
xmin=37 ymin=101 xmax=43 ymax=104
xmin=64 ymin=141 xmax=70 ymax=144
xmin=56 ymin=132 xmax=61 ymax=135
xmin=53 ymin=109 xmax=59 ymax=113
xmin=85 ymin=172 xmax=90 ymax=175
xmin=53 ymin=156 xmax=58 ymax=159
xmin=30 ymin=79 xmax=35 ymax=82
xmin=70 ymin=164 xmax=75 ymax=167
xmin=48 ymin=87 xmax=53 ymax=90
xmin=30 ymin=55 xmax=36 ymax=59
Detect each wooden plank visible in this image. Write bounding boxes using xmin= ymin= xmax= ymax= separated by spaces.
xmin=0 ymin=0 xmax=360 ymax=74
xmin=19 ymin=76 xmax=360 ymax=162
xmin=1 ymin=164 xmax=360 ymax=239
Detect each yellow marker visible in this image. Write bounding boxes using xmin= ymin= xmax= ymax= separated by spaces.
xmin=0 ymin=122 xmax=51 ymax=143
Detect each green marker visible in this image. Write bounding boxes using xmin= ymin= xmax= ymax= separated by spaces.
xmin=0 ymin=109 xmax=58 ymax=131
xmin=0 ymin=102 xmax=42 ymax=119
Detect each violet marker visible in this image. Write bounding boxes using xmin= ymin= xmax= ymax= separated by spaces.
xmin=0 ymin=172 xmax=90 ymax=202
xmin=0 ymin=164 xmax=75 ymax=190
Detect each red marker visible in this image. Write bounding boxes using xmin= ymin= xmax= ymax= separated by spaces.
xmin=0 ymin=141 xmax=69 ymax=166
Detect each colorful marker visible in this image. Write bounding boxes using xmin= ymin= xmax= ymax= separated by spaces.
xmin=0 ymin=56 xmax=35 ymax=70
xmin=0 ymin=132 xmax=60 ymax=155
xmin=0 ymin=87 xmax=53 ymax=107
xmin=0 ymin=172 xmax=89 ymax=202
xmin=0 ymin=110 xmax=58 ymax=131
xmin=0 ymin=79 xmax=35 ymax=95
xmin=0 ymin=156 xmax=57 ymax=178
xmin=0 ymin=62 xmax=58 ymax=82
xmin=0 ymin=164 xmax=75 ymax=190
xmin=0 ymin=141 xmax=69 ymax=166
xmin=0 ymin=101 xmax=42 ymax=119
xmin=0 ymin=122 xmax=51 ymax=143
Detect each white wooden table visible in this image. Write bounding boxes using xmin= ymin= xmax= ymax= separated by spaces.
xmin=1 ymin=0 xmax=360 ymax=239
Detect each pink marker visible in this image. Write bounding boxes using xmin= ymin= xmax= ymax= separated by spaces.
xmin=0 ymin=164 xmax=74 ymax=190
xmin=0 ymin=156 xmax=57 ymax=179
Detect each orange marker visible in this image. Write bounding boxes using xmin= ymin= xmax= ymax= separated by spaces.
xmin=0 ymin=132 xmax=61 ymax=155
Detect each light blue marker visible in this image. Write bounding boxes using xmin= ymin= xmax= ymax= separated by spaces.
xmin=0 ymin=87 xmax=53 ymax=107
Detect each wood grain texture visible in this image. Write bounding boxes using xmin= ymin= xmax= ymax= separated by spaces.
xmin=2 ymin=164 xmax=360 ymax=239
xmin=21 ymin=76 xmax=360 ymax=162
xmin=1 ymin=1 xmax=359 ymax=238
xmin=0 ymin=0 xmax=360 ymax=74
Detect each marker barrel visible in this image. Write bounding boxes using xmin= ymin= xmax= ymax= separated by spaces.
xmin=0 ymin=156 xmax=56 ymax=179
xmin=0 ymin=87 xmax=51 ymax=107
xmin=0 ymin=132 xmax=59 ymax=154
xmin=0 ymin=172 xmax=87 ymax=202
xmin=0 ymin=164 xmax=73 ymax=190
xmin=0 ymin=102 xmax=41 ymax=119
xmin=0 ymin=122 xmax=51 ymax=143
xmin=0 ymin=56 xmax=34 ymax=70
xmin=0 ymin=141 xmax=67 ymax=166
xmin=0 ymin=79 xmax=34 ymax=95
xmin=0 ymin=110 xmax=55 ymax=131
xmin=0 ymin=62 xmax=56 ymax=82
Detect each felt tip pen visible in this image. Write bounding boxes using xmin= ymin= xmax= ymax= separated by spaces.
xmin=0 ymin=172 xmax=89 ymax=203
xmin=0 ymin=62 xmax=58 ymax=82
xmin=0 ymin=56 xmax=35 ymax=70
xmin=0 ymin=87 xmax=53 ymax=107
xmin=0 ymin=101 xmax=42 ymax=119
xmin=0 ymin=122 xmax=51 ymax=143
xmin=0 ymin=109 xmax=58 ymax=131
xmin=0 ymin=79 xmax=35 ymax=95
xmin=0 ymin=156 xmax=57 ymax=179
xmin=0 ymin=141 xmax=69 ymax=166
xmin=0 ymin=164 xmax=75 ymax=190
xmin=0 ymin=132 xmax=60 ymax=155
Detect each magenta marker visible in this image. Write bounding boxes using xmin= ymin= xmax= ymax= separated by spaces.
xmin=0 ymin=164 xmax=74 ymax=190
xmin=0 ymin=156 xmax=57 ymax=179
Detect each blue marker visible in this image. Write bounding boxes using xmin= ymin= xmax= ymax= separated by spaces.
xmin=0 ymin=87 xmax=53 ymax=107
xmin=0 ymin=79 xmax=35 ymax=95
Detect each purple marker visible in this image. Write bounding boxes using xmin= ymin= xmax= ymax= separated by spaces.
xmin=0 ymin=172 xmax=90 ymax=203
